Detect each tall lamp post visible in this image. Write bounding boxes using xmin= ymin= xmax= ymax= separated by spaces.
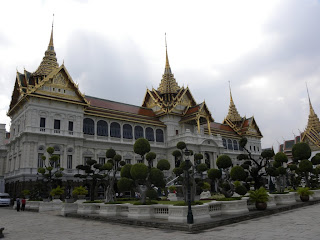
xmin=184 ymin=147 xmax=194 ymax=224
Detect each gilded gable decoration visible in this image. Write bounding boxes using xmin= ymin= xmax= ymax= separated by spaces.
xmin=301 ymin=86 xmax=320 ymax=149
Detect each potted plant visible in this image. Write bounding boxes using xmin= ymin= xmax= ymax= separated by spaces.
xmin=72 ymin=186 xmax=88 ymax=199
xmin=249 ymin=187 xmax=269 ymax=210
xmin=297 ymin=187 xmax=314 ymax=202
xmin=50 ymin=186 xmax=65 ymax=199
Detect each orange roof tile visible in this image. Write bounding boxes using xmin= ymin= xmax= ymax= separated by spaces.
xmin=86 ymin=96 xmax=156 ymax=118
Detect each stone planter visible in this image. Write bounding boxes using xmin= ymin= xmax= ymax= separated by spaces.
xmin=311 ymin=189 xmax=320 ymax=200
xmin=39 ymin=201 xmax=63 ymax=212
xmin=99 ymin=203 xmax=124 ymax=217
xmin=168 ymin=204 xmax=211 ymax=223
xmin=61 ymin=203 xmax=78 ymax=216
xmin=128 ymin=204 xmax=154 ymax=219
xmin=77 ymin=203 xmax=101 ymax=215
xmin=220 ymin=200 xmax=249 ymax=215
xmin=267 ymin=194 xmax=277 ymax=208
xmin=207 ymin=201 xmax=222 ymax=217
xmin=26 ymin=201 xmax=41 ymax=211
xmin=273 ymin=192 xmax=296 ymax=205
xmin=300 ymin=195 xmax=309 ymax=202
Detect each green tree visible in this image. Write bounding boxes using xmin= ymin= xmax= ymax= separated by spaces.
xmin=74 ymin=159 xmax=111 ymax=201
xmin=299 ymin=159 xmax=313 ymax=187
xmin=273 ymin=152 xmax=288 ymax=192
xmin=292 ymin=142 xmax=311 ymax=162
xmin=237 ymin=137 xmax=275 ymax=190
xmin=207 ymin=168 xmax=222 ymax=192
xmin=134 ymin=138 xmax=151 ymax=163
xmin=105 ymin=148 xmax=124 ymax=202
xmin=37 ymin=147 xmax=64 ymax=199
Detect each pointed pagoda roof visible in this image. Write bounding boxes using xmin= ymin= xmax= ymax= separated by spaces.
xmin=32 ymin=24 xmax=59 ymax=77
xmin=306 ymin=86 xmax=320 ymax=133
xmin=157 ymin=35 xmax=180 ymax=95
xmin=226 ymin=84 xmax=242 ymax=122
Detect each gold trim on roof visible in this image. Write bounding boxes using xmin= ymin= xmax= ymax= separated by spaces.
xmin=32 ymin=25 xmax=59 ymax=77
xmin=226 ymin=86 xmax=242 ymax=122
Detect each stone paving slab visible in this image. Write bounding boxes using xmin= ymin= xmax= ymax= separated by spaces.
xmin=1 ymin=201 xmax=320 ymax=239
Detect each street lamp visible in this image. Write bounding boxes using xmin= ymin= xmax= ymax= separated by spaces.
xmin=184 ymin=147 xmax=194 ymax=224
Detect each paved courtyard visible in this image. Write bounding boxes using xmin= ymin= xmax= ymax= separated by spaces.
xmin=1 ymin=204 xmax=320 ymax=240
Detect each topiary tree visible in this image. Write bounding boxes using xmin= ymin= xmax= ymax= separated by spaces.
xmin=146 ymin=152 xmax=157 ymax=169
xmin=37 ymin=147 xmax=64 ymax=199
xmin=216 ymin=155 xmax=234 ymax=197
xmin=157 ymin=159 xmax=171 ymax=171
xmin=74 ymin=158 xmax=111 ymax=201
xmin=207 ymin=168 xmax=222 ymax=192
xmin=230 ymin=166 xmax=246 ymax=181
xmin=237 ymin=138 xmax=275 ymax=190
xmin=134 ymin=138 xmax=151 ymax=163
xmin=299 ymin=159 xmax=313 ymax=187
xmin=292 ymin=142 xmax=311 ymax=162
xmin=194 ymin=153 xmax=204 ymax=165
xmin=273 ymin=152 xmax=288 ymax=192
xmin=104 ymin=148 xmax=124 ymax=202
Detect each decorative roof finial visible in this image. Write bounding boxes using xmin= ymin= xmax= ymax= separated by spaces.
xmin=226 ymin=81 xmax=242 ymax=122
xmin=32 ymin=16 xmax=58 ymax=77
xmin=305 ymin=82 xmax=320 ymax=132
xmin=164 ymin=33 xmax=171 ymax=74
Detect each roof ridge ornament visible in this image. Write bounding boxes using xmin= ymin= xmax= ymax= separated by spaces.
xmin=305 ymin=82 xmax=320 ymax=133
xmin=32 ymin=16 xmax=59 ymax=77
xmin=157 ymin=33 xmax=180 ymax=97
xmin=226 ymin=81 xmax=242 ymax=122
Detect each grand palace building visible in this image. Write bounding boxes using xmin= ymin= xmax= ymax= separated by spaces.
xmin=1 ymin=26 xmax=264 ymax=197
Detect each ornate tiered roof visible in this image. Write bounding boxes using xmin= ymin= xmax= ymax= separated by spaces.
xmin=226 ymin=87 xmax=242 ymax=122
xmin=302 ymin=87 xmax=320 ymax=149
xmin=157 ymin=46 xmax=180 ymax=95
xmin=32 ymin=25 xmax=59 ymax=77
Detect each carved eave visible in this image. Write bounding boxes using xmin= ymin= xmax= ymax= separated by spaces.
xmin=241 ymin=117 xmax=263 ymax=138
xmin=180 ymin=101 xmax=213 ymax=123
xmin=301 ymin=127 xmax=320 ymax=149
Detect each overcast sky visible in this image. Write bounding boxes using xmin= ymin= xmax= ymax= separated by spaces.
xmin=1 ymin=0 xmax=320 ymax=151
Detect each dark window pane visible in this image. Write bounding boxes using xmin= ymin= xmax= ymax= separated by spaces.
xmin=110 ymin=122 xmax=121 ymax=138
xmin=40 ymin=118 xmax=46 ymax=128
xmin=97 ymin=120 xmax=108 ymax=136
xmin=156 ymin=129 xmax=164 ymax=142
xmin=145 ymin=127 xmax=154 ymax=141
xmin=68 ymin=121 xmax=73 ymax=131
xmin=134 ymin=126 xmax=143 ymax=139
xmin=83 ymin=118 xmax=94 ymax=135
xmin=54 ymin=119 xmax=60 ymax=130
xmin=123 ymin=124 xmax=133 ymax=139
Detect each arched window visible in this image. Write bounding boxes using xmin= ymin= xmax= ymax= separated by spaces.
xmin=227 ymin=139 xmax=233 ymax=150
xmin=233 ymin=140 xmax=239 ymax=150
xmin=123 ymin=124 xmax=133 ymax=139
xmin=97 ymin=120 xmax=108 ymax=136
xmin=145 ymin=127 xmax=154 ymax=141
xmin=156 ymin=129 xmax=164 ymax=142
xmin=83 ymin=118 xmax=94 ymax=135
xmin=222 ymin=138 xmax=227 ymax=149
xmin=110 ymin=122 xmax=121 ymax=138
xmin=205 ymin=153 xmax=210 ymax=169
xmin=134 ymin=126 xmax=144 ymax=139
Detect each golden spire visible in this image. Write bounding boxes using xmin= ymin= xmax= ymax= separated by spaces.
xmin=226 ymin=82 xmax=242 ymax=122
xmin=157 ymin=33 xmax=180 ymax=96
xmin=164 ymin=33 xmax=171 ymax=74
xmin=32 ymin=16 xmax=59 ymax=77
xmin=306 ymin=83 xmax=320 ymax=132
